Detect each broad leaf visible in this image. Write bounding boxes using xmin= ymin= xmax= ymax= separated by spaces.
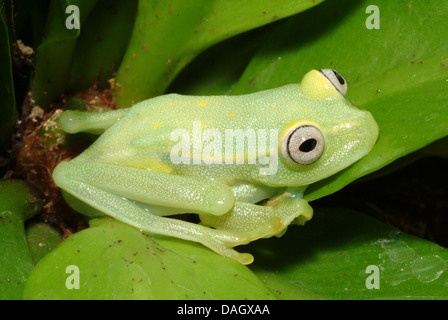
xmin=32 ymin=0 xmax=98 ymax=108
xmin=0 ymin=8 xmax=15 ymax=151
xmin=114 ymin=0 xmax=324 ymax=106
xmin=247 ymin=208 xmax=448 ymax=300
xmin=0 ymin=180 xmax=41 ymax=300
xmin=23 ymin=217 xmax=275 ymax=300
xmin=67 ymin=0 xmax=137 ymax=92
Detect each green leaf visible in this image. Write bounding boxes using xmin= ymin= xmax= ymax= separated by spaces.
xmin=0 ymin=8 xmax=15 ymax=151
xmin=229 ymin=0 xmax=448 ymax=201
xmin=0 ymin=180 xmax=41 ymax=300
xmin=0 ymin=210 xmax=32 ymax=300
xmin=32 ymin=0 xmax=98 ymax=108
xmin=26 ymin=222 xmax=62 ymax=264
xmin=113 ymin=0 xmax=324 ymax=107
xmin=247 ymin=208 xmax=448 ymax=300
xmin=167 ymin=26 xmax=273 ymax=96
xmin=23 ymin=217 xmax=275 ymax=300
xmin=0 ymin=180 xmax=41 ymax=221
xmin=67 ymin=0 xmax=137 ymax=92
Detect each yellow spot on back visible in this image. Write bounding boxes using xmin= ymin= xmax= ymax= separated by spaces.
xmin=198 ymin=101 xmax=206 ymax=107
xmin=302 ymin=108 xmax=308 ymax=112
xmin=201 ymin=123 xmax=205 ymax=128
xmin=228 ymin=112 xmax=235 ymax=118
xmin=168 ymin=102 xmax=173 ymax=106
xmin=271 ymin=104 xmax=276 ymax=108
xmin=152 ymin=123 xmax=161 ymax=129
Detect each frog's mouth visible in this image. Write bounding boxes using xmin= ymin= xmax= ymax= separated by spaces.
xmin=322 ymin=110 xmax=379 ymax=176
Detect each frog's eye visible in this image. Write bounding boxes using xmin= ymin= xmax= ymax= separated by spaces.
xmin=319 ymin=69 xmax=347 ymax=97
xmin=284 ymin=125 xmax=325 ymax=165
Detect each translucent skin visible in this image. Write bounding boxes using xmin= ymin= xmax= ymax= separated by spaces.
xmin=53 ymin=70 xmax=378 ymax=264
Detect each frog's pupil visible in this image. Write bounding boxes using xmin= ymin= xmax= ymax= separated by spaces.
xmin=299 ymin=139 xmax=317 ymax=153
xmin=334 ymin=71 xmax=345 ymax=85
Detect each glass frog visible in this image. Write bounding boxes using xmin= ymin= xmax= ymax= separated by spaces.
xmin=53 ymin=69 xmax=378 ymax=264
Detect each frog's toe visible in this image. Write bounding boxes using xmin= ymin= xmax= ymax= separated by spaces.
xmin=214 ymin=244 xmax=254 ymax=265
xmin=238 ymin=252 xmax=255 ymax=265
xmin=203 ymin=236 xmax=255 ymax=264
xmin=269 ymin=216 xmax=284 ymax=233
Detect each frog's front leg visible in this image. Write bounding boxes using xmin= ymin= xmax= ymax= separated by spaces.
xmin=200 ymin=188 xmax=313 ymax=244
xmin=53 ymin=161 xmax=256 ymax=264
xmin=54 ymin=161 xmax=235 ymax=216
xmin=59 ymin=109 xmax=131 ymax=134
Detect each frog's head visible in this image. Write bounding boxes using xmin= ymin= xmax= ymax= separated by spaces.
xmin=261 ymin=69 xmax=378 ymax=187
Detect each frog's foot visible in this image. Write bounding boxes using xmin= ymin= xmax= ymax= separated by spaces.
xmin=205 ymin=216 xmax=284 ymax=264
xmin=206 ymin=237 xmax=255 ymax=265
xmin=200 ymin=197 xmax=311 ymax=240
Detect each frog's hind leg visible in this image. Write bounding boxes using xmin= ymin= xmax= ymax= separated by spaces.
xmin=59 ymin=109 xmax=131 ymax=134
xmin=200 ymin=190 xmax=313 ymax=244
xmin=52 ymin=161 xmax=254 ymax=264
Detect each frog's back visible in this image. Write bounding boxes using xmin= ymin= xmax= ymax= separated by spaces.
xmin=73 ymin=85 xmax=307 ymax=173
xmin=128 ymin=86 xmax=304 ymax=131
